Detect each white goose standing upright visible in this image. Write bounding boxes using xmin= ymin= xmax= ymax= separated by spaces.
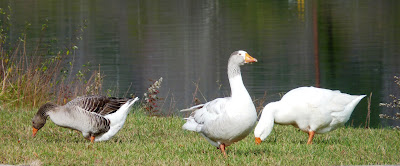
xmin=181 ymin=50 xmax=258 ymax=156
xmin=254 ymin=87 xmax=365 ymax=144
xmin=32 ymin=95 xmax=139 ymax=142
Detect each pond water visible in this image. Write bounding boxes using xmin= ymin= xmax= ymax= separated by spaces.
xmin=3 ymin=0 xmax=400 ymax=128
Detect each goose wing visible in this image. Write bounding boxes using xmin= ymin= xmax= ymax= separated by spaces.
xmin=181 ymin=97 xmax=229 ymax=131
xmin=66 ymin=95 xmax=129 ymax=116
xmin=282 ymin=87 xmax=351 ymax=113
xmin=195 ymin=98 xmax=229 ymax=123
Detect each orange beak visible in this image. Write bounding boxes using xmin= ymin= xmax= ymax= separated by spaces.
xmin=255 ymin=137 xmax=262 ymax=145
xmin=244 ymin=53 xmax=257 ymax=63
xmin=32 ymin=127 xmax=39 ymax=137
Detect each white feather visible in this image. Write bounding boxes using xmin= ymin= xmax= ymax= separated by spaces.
xmin=254 ymin=87 xmax=365 ymax=143
xmin=182 ymin=51 xmax=258 ymax=148
xmin=95 ymin=97 xmax=139 ymax=142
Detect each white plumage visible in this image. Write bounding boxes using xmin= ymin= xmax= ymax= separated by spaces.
xmin=181 ymin=50 xmax=258 ymax=156
xmin=254 ymin=87 xmax=365 ymax=144
xmin=94 ymin=97 xmax=138 ymax=141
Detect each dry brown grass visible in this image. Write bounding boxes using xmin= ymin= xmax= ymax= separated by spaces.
xmin=0 ymin=6 xmax=103 ymax=109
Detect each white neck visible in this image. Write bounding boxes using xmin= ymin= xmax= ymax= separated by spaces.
xmin=254 ymin=102 xmax=277 ymax=141
xmin=229 ymin=75 xmax=250 ymax=99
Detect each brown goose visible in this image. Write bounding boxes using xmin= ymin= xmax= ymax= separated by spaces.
xmin=32 ymin=95 xmax=139 ymax=142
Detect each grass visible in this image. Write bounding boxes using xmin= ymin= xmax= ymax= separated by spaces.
xmin=1 ymin=107 xmax=399 ymax=165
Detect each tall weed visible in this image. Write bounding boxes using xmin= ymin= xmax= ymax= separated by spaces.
xmin=0 ymin=6 xmax=103 ymax=109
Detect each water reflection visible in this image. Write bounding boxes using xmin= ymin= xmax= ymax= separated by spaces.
xmin=3 ymin=0 xmax=400 ymax=127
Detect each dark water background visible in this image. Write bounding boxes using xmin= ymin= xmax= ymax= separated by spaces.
xmin=2 ymin=0 xmax=400 ymax=128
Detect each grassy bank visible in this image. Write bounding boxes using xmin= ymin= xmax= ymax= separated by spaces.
xmin=1 ymin=107 xmax=399 ymax=165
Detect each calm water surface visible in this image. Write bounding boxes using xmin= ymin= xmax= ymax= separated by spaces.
xmin=3 ymin=0 xmax=400 ymax=127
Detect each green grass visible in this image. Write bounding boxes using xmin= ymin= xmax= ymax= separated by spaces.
xmin=1 ymin=107 xmax=399 ymax=165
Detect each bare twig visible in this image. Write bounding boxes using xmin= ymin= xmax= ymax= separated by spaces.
xmin=365 ymin=92 xmax=372 ymax=129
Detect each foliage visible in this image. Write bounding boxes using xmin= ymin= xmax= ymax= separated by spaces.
xmin=143 ymin=77 xmax=163 ymax=115
xmin=379 ymin=76 xmax=400 ymax=130
xmin=0 ymin=6 xmax=103 ymax=109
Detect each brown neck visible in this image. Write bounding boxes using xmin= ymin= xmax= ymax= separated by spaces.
xmin=37 ymin=102 xmax=58 ymax=117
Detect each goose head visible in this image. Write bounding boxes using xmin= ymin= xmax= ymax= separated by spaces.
xmin=254 ymin=128 xmax=267 ymax=145
xmin=32 ymin=102 xmax=58 ymax=137
xmin=229 ymin=50 xmax=257 ymax=65
xmin=253 ymin=102 xmax=277 ymax=145
xmin=254 ymin=123 xmax=267 ymax=144
xmin=227 ymin=50 xmax=257 ymax=79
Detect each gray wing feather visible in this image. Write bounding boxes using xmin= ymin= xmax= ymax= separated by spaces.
xmin=66 ymin=95 xmax=130 ymax=116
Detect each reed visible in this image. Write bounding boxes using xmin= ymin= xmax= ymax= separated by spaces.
xmin=0 ymin=6 xmax=103 ymax=109
xmin=365 ymin=92 xmax=372 ymax=129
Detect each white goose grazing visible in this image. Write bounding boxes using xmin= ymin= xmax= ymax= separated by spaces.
xmin=181 ymin=50 xmax=258 ymax=156
xmin=254 ymin=87 xmax=365 ymax=145
xmin=32 ymin=96 xmax=139 ymax=142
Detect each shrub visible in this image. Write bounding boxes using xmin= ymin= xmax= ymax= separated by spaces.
xmin=143 ymin=77 xmax=163 ymax=115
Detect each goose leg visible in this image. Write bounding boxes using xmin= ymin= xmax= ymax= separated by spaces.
xmin=90 ymin=136 xmax=95 ymax=143
xmin=307 ymin=131 xmax=315 ymax=144
xmin=219 ymin=143 xmax=227 ymax=157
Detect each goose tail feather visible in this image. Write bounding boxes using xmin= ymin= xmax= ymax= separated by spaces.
xmin=182 ymin=117 xmax=202 ymax=132
xmin=180 ymin=104 xmax=205 ymax=112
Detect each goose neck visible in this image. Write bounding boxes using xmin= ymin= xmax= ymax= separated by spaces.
xmin=227 ymin=60 xmax=241 ymax=79
xmin=37 ymin=102 xmax=58 ymax=117
xmin=227 ymin=60 xmax=249 ymax=98
xmin=229 ymin=75 xmax=249 ymax=98
xmin=254 ymin=102 xmax=277 ymax=141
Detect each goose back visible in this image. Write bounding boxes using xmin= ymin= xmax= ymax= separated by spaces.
xmin=65 ymin=95 xmax=129 ymax=115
